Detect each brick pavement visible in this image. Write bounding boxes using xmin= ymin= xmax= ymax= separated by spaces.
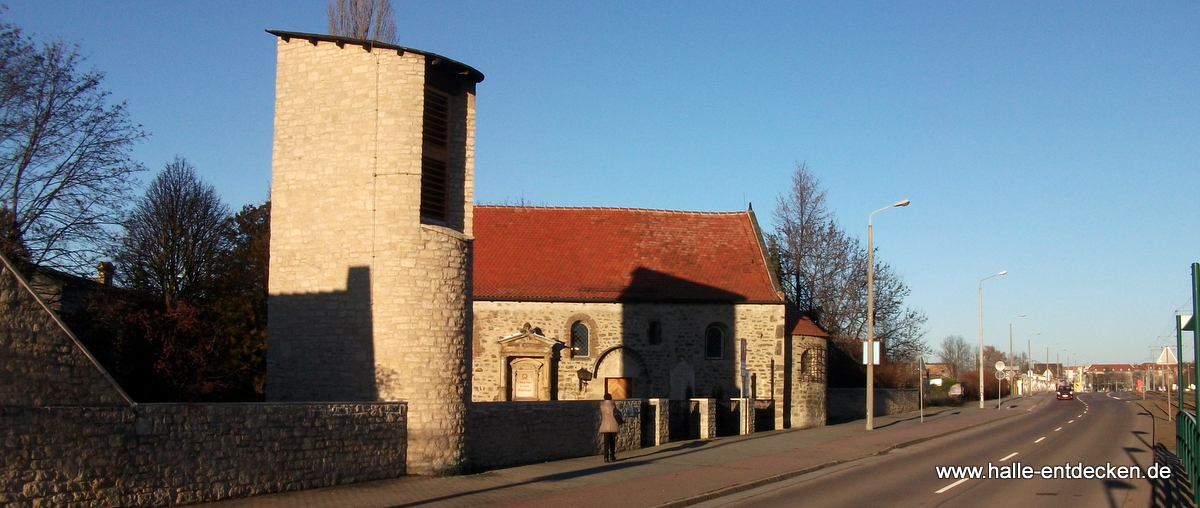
xmin=200 ymin=396 xmax=1046 ymax=508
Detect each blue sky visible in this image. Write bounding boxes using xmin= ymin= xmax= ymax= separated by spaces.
xmin=9 ymin=1 xmax=1198 ymax=365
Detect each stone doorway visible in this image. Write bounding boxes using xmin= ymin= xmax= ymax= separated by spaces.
xmin=498 ymin=323 xmax=564 ymax=401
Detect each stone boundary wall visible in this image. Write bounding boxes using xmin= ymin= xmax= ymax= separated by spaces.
xmin=1 ymin=402 xmax=407 ymax=507
xmin=466 ymin=400 xmax=645 ymax=470
xmin=3 ymin=252 xmax=411 ymax=506
xmin=0 ymin=256 xmax=131 ymax=407
xmin=826 ymin=388 xmax=919 ymax=422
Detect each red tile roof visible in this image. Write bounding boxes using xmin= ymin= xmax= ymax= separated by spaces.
xmin=473 ymin=206 xmax=783 ymax=303
xmin=785 ymin=305 xmax=830 ymax=338
xmin=1085 ymin=364 xmax=1138 ymax=372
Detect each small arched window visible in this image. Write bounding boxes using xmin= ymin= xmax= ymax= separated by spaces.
xmin=705 ymin=324 xmax=725 ymax=359
xmin=571 ymin=321 xmax=590 ymax=356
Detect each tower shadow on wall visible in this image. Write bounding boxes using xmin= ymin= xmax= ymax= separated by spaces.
xmin=615 ymin=267 xmax=744 ymax=439
xmin=266 ymin=266 xmax=377 ymax=401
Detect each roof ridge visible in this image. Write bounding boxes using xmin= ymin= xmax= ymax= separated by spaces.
xmin=474 ymin=205 xmax=748 ymax=215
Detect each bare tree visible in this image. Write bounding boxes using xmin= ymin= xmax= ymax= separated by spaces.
xmin=982 ymin=345 xmax=1006 ymax=372
xmin=0 ymin=15 xmax=145 ymax=272
xmin=938 ymin=335 xmax=972 ymax=379
xmin=328 ymin=0 xmax=397 ymax=44
xmin=768 ymin=161 xmax=928 ymax=374
xmin=115 ymin=157 xmax=229 ymax=307
xmin=1008 ymin=351 xmax=1029 ymax=371
xmin=770 ymin=161 xmax=834 ymax=313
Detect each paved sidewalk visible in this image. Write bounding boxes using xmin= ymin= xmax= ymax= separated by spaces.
xmin=202 ymin=396 xmax=1046 ymax=508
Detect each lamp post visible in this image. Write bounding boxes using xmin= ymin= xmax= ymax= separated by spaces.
xmin=1006 ymin=314 xmax=1025 ymax=401
xmin=979 ymin=271 xmax=1007 ymax=409
xmin=1008 ymin=314 xmax=1025 ymax=366
xmin=866 ymin=198 xmax=910 ymax=430
xmin=1026 ymin=332 xmax=1040 ymax=392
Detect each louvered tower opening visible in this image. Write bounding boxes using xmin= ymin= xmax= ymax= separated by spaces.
xmin=421 ymin=87 xmax=450 ymax=223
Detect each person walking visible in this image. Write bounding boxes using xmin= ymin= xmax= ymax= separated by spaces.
xmin=599 ymin=393 xmax=620 ymax=462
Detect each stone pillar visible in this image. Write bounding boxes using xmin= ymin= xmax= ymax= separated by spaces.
xmin=692 ymin=398 xmax=717 ymax=439
xmin=648 ymin=398 xmax=670 ymax=446
xmin=737 ymin=397 xmax=755 ymax=435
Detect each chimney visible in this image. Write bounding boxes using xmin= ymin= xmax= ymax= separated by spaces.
xmin=95 ymin=261 xmax=114 ymax=285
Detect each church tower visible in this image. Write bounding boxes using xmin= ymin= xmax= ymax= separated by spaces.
xmin=264 ymin=30 xmax=482 ymax=474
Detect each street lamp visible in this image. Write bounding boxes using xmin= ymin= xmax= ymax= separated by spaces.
xmin=1026 ymin=332 xmax=1040 ymax=392
xmin=1026 ymin=332 xmax=1040 ymax=372
xmin=1005 ymin=313 xmax=1025 ymax=403
xmin=1008 ymin=314 xmax=1025 ymax=366
xmin=866 ymin=198 xmax=910 ymax=431
xmin=979 ymin=270 xmax=1007 ymax=409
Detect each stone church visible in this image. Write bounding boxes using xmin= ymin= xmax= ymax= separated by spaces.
xmin=470 ymin=205 xmax=829 ymax=429
xmin=262 ymin=30 xmax=829 ymax=474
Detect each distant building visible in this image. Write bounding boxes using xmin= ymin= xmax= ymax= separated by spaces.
xmin=1033 ymin=363 xmax=1064 ymax=379
xmin=924 ymin=362 xmax=953 ymax=380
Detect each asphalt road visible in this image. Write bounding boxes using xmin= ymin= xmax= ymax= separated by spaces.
xmin=695 ymin=392 xmax=1172 ymax=508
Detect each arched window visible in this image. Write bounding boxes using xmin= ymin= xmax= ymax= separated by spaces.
xmin=705 ymin=324 xmax=725 ymax=359
xmin=571 ymin=321 xmax=590 ymax=356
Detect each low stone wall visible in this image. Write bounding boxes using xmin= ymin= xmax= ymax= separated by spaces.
xmin=466 ymin=399 xmax=645 ymax=470
xmin=0 ymin=402 xmax=407 ymax=507
xmin=826 ymin=388 xmax=919 ymax=422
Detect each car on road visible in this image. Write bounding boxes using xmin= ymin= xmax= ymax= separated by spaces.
xmin=1056 ymin=387 xmax=1074 ymax=400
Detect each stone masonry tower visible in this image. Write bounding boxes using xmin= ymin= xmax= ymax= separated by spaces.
xmin=264 ymin=30 xmax=483 ymax=474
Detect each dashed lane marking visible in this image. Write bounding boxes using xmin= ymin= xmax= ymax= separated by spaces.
xmin=1055 ymin=427 xmax=1063 ymax=432
xmin=936 ymin=478 xmax=970 ymax=494
xmin=1000 ymin=452 xmax=1019 ymax=461
xmin=1035 ymin=437 xmax=1046 ymax=443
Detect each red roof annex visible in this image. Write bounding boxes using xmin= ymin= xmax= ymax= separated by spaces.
xmin=473 ymin=206 xmax=783 ymax=303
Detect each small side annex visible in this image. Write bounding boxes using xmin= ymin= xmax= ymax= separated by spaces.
xmin=470 ymin=205 xmax=829 ymax=429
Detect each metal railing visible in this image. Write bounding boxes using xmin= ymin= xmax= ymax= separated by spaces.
xmin=1177 ymin=410 xmax=1200 ymax=506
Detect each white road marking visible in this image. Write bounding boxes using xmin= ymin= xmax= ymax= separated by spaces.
xmin=1069 ymin=420 xmax=1075 ymax=423
xmin=1055 ymin=427 xmax=1063 ymax=432
xmin=1078 ymin=414 xmax=1082 ymax=417
xmin=1035 ymin=437 xmax=1046 ymax=443
xmin=1000 ymin=452 xmax=1019 ymax=461
xmin=936 ymin=478 xmax=970 ymax=494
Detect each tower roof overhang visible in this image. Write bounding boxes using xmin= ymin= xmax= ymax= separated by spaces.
xmin=266 ymin=29 xmax=485 ymax=84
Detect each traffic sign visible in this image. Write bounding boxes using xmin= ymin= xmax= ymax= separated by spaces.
xmin=861 ymin=341 xmax=880 ymax=365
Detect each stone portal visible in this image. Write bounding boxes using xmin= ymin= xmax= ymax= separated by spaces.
xmin=498 ymin=323 xmax=563 ymax=401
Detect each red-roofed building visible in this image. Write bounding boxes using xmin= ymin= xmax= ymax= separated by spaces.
xmin=471 ymin=206 xmax=829 ymax=429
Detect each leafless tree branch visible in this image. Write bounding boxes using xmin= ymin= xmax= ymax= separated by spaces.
xmin=768 ymin=161 xmax=929 ymax=371
xmin=328 ymin=0 xmax=397 ymax=44
xmin=0 ymin=14 xmax=145 ymax=272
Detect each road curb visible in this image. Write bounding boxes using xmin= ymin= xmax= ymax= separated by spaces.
xmin=653 ymin=399 xmax=1043 ymax=508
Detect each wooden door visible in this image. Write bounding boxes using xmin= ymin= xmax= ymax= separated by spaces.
xmin=606 ymin=377 xmax=631 ymax=399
